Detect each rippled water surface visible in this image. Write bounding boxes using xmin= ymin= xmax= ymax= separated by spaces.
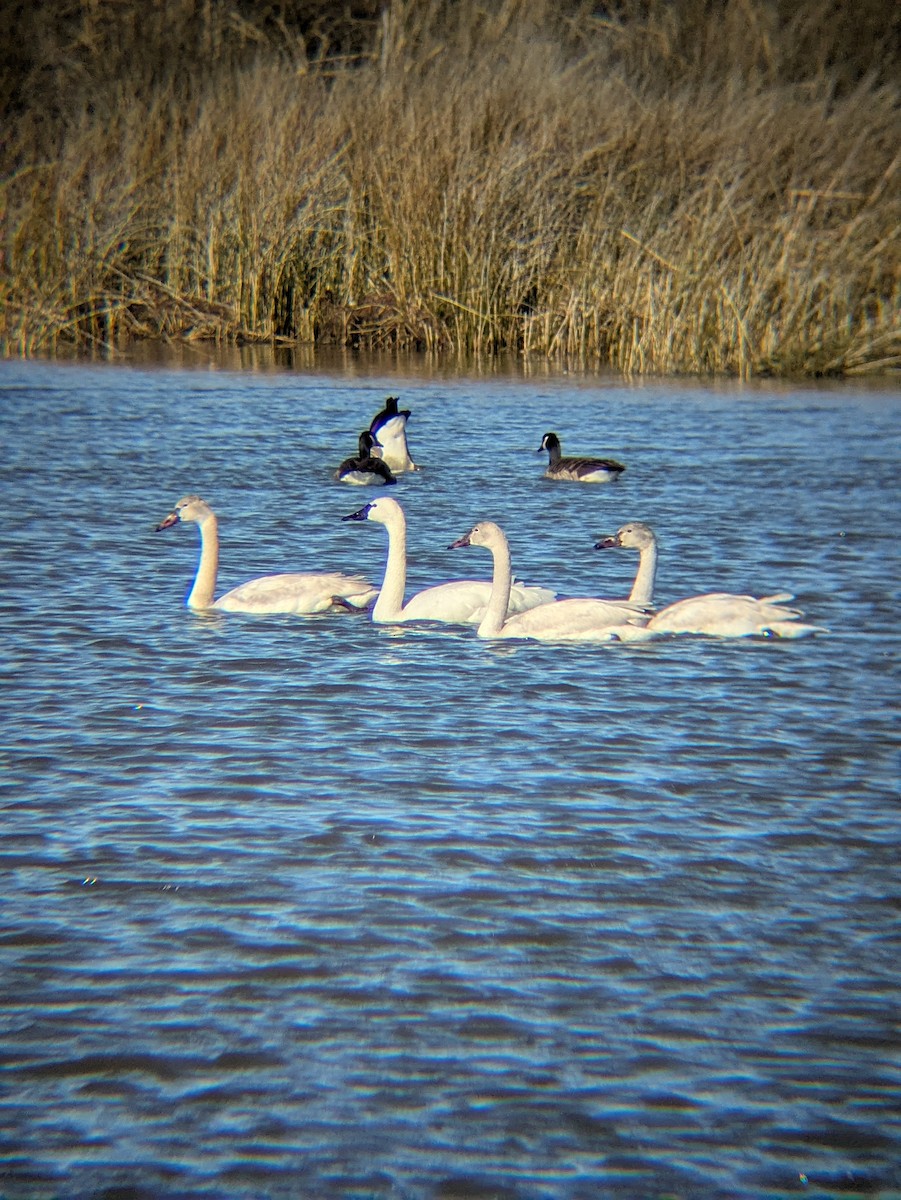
xmin=1 ymin=356 xmax=898 ymax=1200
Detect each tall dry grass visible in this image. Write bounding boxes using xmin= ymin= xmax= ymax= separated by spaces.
xmin=2 ymin=0 xmax=898 ymax=374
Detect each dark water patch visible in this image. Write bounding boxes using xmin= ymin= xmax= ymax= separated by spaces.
xmin=768 ymin=1119 xmax=899 ymax=1154
xmin=19 ymin=1051 xmax=204 ymax=1082
xmin=748 ymin=1164 xmax=898 ymax=1196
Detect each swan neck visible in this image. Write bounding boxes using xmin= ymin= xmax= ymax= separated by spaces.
xmin=477 ymin=536 xmax=513 ymax=637
xmin=188 ymin=513 xmax=219 ymax=608
xmin=630 ymin=540 xmax=657 ymax=606
xmin=371 ymin=514 xmax=407 ymax=620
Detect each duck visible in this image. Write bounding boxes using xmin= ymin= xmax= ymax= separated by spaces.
xmin=595 ymin=521 xmax=825 ymax=638
xmin=342 ymin=496 xmax=556 ymax=624
xmin=538 ymin=432 xmax=625 ymax=483
xmin=369 ymin=396 xmax=417 ymax=473
xmin=156 ymin=495 xmax=378 ymax=614
xmin=448 ymin=520 xmax=651 ymax=641
xmin=335 ymin=431 xmax=397 ymax=486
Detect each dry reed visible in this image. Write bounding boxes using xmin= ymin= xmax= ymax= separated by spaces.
xmin=2 ymin=0 xmax=898 ymax=375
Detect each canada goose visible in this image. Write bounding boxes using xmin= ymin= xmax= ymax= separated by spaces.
xmin=335 ymin=431 xmax=397 ymax=486
xmin=538 ymin=432 xmax=625 ymax=483
xmin=369 ymin=396 xmax=417 ymax=473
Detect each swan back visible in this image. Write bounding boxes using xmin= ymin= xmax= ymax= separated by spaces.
xmin=648 ymin=593 xmax=823 ymax=638
xmin=215 ymin=572 xmax=378 ymax=614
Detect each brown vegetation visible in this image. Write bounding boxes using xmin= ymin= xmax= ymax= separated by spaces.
xmin=2 ymin=0 xmax=899 ymax=375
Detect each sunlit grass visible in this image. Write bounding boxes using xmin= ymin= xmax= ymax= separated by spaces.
xmin=2 ymin=0 xmax=898 ymax=375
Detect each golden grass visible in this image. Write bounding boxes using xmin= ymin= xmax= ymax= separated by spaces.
xmin=2 ymin=0 xmax=898 ymax=375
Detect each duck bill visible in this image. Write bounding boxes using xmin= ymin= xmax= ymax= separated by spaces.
xmin=155 ymin=511 xmax=179 ymax=532
xmin=594 ymin=534 xmax=619 ymax=550
xmin=447 ymin=532 xmax=472 ymax=550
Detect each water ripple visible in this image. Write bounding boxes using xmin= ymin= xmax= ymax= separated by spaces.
xmin=0 ymin=361 xmax=897 ymax=1197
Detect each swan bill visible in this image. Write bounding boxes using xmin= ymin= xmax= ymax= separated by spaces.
xmin=341 ymin=504 xmax=375 ymax=523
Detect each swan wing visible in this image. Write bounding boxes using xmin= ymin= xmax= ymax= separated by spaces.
xmin=547 ymin=455 xmax=625 ymax=482
xmin=216 ymin=572 xmax=377 ymax=614
xmin=505 ymin=584 xmax=557 ymax=614
xmin=398 ymin=580 xmax=494 ymax=624
xmin=649 ymin=593 xmax=820 ymax=637
xmin=393 ymin=580 xmax=553 ymax=624
xmin=501 ymin=597 xmax=651 ymax=639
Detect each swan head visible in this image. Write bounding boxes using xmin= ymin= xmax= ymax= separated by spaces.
xmin=341 ymin=495 xmax=403 ymax=526
xmin=448 ymin=521 xmax=504 ymax=551
xmin=155 ymin=494 xmax=213 ymax=531
xmin=595 ymin=521 xmax=656 ymax=552
xmin=538 ymin=432 xmax=560 ymax=454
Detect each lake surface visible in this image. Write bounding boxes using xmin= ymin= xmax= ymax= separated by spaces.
xmin=1 ymin=354 xmax=898 ymax=1200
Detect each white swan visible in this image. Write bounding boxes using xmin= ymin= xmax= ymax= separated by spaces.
xmin=448 ymin=520 xmax=650 ymax=641
xmin=538 ymin=432 xmax=625 ymax=483
xmin=335 ymin=431 xmax=397 ymax=486
xmin=596 ymin=521 xmax=825 ymax=638
xmin=369 ymin=396 xmax=417 ymax=473
xmin=342 ymin=496 xmax=556 ymax=624
xmin=156 ymin=495 xmax=378 ymax=614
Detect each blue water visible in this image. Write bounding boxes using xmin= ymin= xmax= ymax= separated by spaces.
xmin=1 ymin=355 xmax=898 ymax=1200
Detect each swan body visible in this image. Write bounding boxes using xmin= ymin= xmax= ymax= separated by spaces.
xmin=156 ymin=495 xmax=378 ymax=614
xmin=369 ymin=396 xmax=417 ymax=473
xmin=335 ymin=431 xmax=397 ymax=486
xmin=538 ymin=432 xmax=625 ymax=483
xmin=596 ymin=521 xmax=825 ymax=639
xmin=449 ymin=521 xmax=650 ymax=641
xmin=342 ymin=496 xmax=556 ymax=624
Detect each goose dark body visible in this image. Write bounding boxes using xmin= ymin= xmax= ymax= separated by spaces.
xmin=335 ymin=431 xmax=397 ymax=486
xmin=538 ymin=431 xmax=625 ymax=483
